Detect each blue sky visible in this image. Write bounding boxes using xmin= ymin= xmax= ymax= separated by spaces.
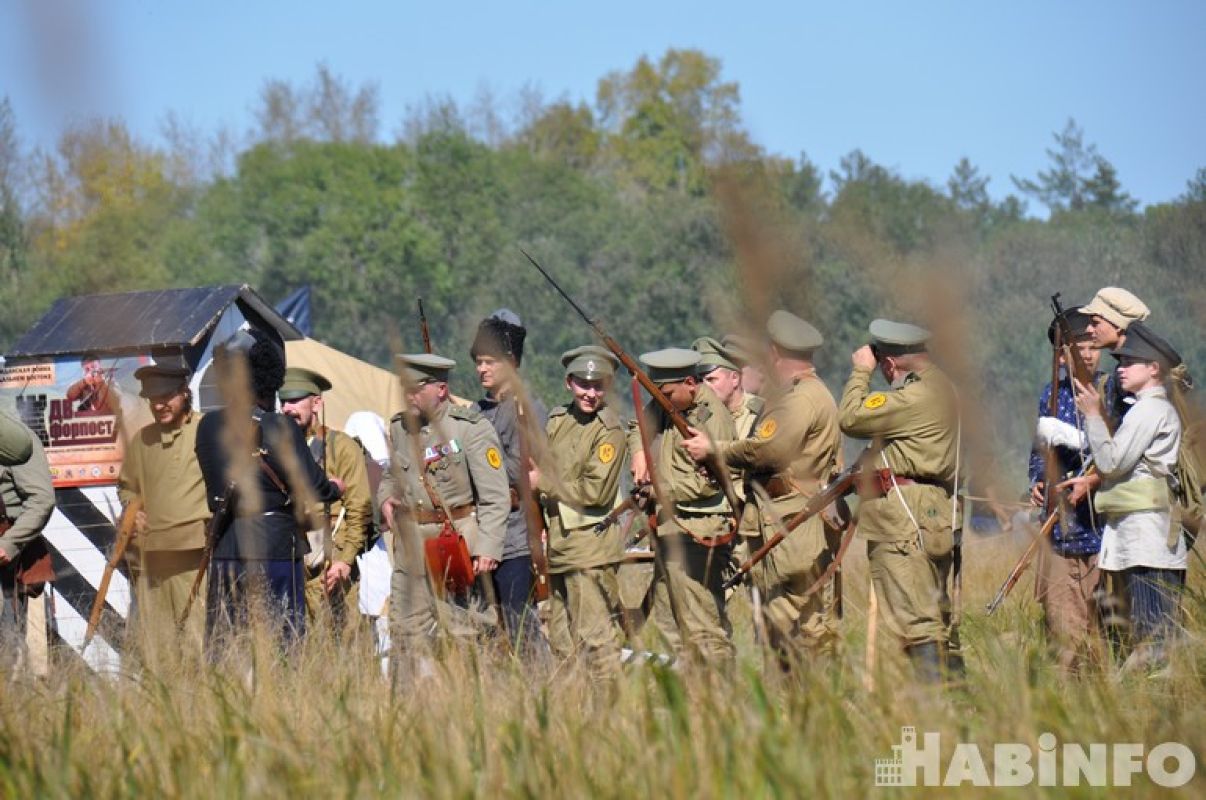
xmin=3 ymin=1 xmax=1203 ymax=208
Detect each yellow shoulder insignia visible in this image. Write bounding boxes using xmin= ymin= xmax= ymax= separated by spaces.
xmin=598 ymin=442 xmax=617 ymax=464
xmin=486 ymin=447 xmax=503 ymax=469
xmin=864 ymin=393 xmax=888 ymax=410
xmin=757 ymin=418 xmax=778 ymax=439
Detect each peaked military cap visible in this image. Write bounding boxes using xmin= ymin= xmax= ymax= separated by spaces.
xmin=1111 ymin=322 xmax=1182 ymax=370
xmin=562 ymin=345 xmax=618 ymax=380
xmin=134 ymin=356 xmax=191 ymax=399
xmin=767 ymin=310 xmax=823 ymax=354
xmin=1047 ymin=305 xmax=1093 ymax=345
xmin=397 ymin=353 xmax=456 ymax=385
xmin=278 ymin=366 xmax=333 ymax=401
xmin=869 ymin=319 xmax=930 ymax=357
xmin=692 ymin=336 xmax=738 ymax=374
xmin=721 ymin=333 xmax=761 ymax=368
xmin=1081 ymin=287 xmax=1150 ymax=332
xmin=639 ymin=348 xmax=702 ymax=384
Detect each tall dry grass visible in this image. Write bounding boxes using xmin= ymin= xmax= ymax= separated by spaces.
xmin=1 ymin=531 xmax=1204 ymax=798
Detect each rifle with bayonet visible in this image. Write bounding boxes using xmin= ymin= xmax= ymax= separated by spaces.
xmin=418 ymin=298 xmax=433 ymax=354
xmin=515 ymin=398 xmax=550 ymax=602
xmin=521 ymin=248 xmax=743 ymax=521
xmin=722 ymin=460 xmax=863 ymax=591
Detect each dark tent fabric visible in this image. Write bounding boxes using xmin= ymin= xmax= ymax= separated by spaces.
xmin=275 ymin=285 xmax=313 ymax=337
xmin=6 ymin=285 xmax=302 ymax=359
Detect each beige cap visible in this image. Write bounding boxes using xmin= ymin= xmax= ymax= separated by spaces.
xmin=767 ymin=310 xmax=823 ymax=353
xmin=639 ymin=348 xmax=702 ymax=384
xmin=1080 ymin=287 xmax=1150 ymax=331
xmin=692 ymin=336 xmax=738 ymax=373
xmin=396 ymin=353 xmax=455 ymax=385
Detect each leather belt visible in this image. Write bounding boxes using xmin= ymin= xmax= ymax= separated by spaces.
xmin=414 ymin=505 xmax=474 ymax=525
xmin=861 ymin=468 xmax=951 ymax=499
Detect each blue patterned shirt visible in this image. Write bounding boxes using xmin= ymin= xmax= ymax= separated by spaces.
xmin=1027 ymin=370 xmax=1104 ymax=556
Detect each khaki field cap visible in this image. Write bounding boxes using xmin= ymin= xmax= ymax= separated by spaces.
xmin=721 ymin=333 xmax=761 ymax=367
xmin=639 ymin=348 xmax=702 ymax=384
xmin=767 ymin=310 xmax=823 ymax=353
xmin=397 ymin=353 xmax=456 ymax=385
xmin=869 ymin=319 xmax=930 ymax=356
xmin=134 ymin=356 xmax=191 ymax=399
xmin=278 ymin=366 xmax=333 ymax=401
xmin=692 ymin=336 xmax=738 ymax=374
xmin=562 ymin=345 xmax=618 ymax=380
xmin=1081 ymin=287 xmax=1150 ymax=331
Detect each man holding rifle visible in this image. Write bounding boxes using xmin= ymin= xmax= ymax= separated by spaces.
xmin=1027 ymin=307 xmax=1106 ymax=674
xmin=630 ymin=348 xmax=737 ymax=664
xmin=684 ymin=311 xmax=842 ymax=665
xmin=530 ymin=346 xmax=629 ymax=676
xmin=838 ymin=320 xmax=960 ymax=682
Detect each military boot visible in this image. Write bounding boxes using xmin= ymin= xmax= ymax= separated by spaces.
xmin=906 ymin=641 xmax=944 ymax=684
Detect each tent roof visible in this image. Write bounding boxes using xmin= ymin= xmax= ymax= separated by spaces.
xmin=6 ymin=284 xmax=302 ymax=359
xmin=284 ymin=338 xmax=403 ymax=430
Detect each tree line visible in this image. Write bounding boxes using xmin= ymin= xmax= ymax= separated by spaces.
xmin=2 ymin=50 xmax=1203 ymax=490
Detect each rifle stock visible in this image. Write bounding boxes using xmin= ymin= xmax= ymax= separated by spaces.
xmin=722 ymin=462 xmax=862 ymax=591
xmin=83 ymin=497 xmax=142 ymax=649
xmin=521 ymin=248 xmax=742 ymax=517
xmin=515 ymin=399 xmax=550 ymax=603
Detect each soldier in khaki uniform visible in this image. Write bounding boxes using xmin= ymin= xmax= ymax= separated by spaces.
xmin=530 ymin=346 xmax=629 ymax=673
xmin=723 ymin=333 xmax=768 ymax=397
xmin=118 ymin=360 xmax=209 ymax=649
xmin=278 ymin=367 xmax=373 ymax=628
xmin=693 ymin=336 xmax=764 ymax=441
xmin=687 ymin=312 xmax=843 ymax=662
xmin=838 ymin=320 xmax=960 ymax=681
xmin=0 ymin=418 xmax=53 ymax=671
xmin=378 ymin=354 xmax=510 ymax=655
xmin=629 ymin=348 xmax=737 ymax=663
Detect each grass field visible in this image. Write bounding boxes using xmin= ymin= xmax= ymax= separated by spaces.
xmin=1 ymin=531 xmax=1203 ymax=798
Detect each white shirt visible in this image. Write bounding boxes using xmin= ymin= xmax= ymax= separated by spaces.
xmin=1086 ymin=386 xmax=1185 ymax=571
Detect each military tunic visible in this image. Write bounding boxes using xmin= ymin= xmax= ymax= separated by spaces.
xmin=538 ymin=403 xmax=628 ymax=666
xmin=719 ymin=373 xmax=842 ymax=655
xmin=118 ymin=411 xmax=210 ymax=644
xmin=378 ymin=401 xmax=510 ymax=647
xmin=0 ymin=429 xmax=54 ymax=666
xmin=628 ymin=383 xmax=737 ymax=661
xmin=838 ymin=363 xmax=960 ymax=647
xmin=302 ymin=427 xmax=374 ymax=623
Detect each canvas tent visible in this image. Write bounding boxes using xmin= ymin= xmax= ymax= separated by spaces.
xmin=284 ymin=337 xmax=403 ymax=428
xmin=0 ymin=284 xmax=302 ymax=672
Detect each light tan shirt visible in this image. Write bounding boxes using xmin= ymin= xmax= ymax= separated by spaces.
xmin=118 ymin=412 xmax=210 ymax=551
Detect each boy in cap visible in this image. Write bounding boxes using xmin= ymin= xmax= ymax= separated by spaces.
xmin=469 ymin=309 xmax=548 ymax=645
xmin=118 ymin=357 xmax=209 ymax=650
xmin=685 ymin=311 xmax=843 ymax=664
xmin=195 ymin=329 xmax=344 ymax=651
xmin=1027 ymin=307 xmax=1107 ymax=673
xmin=278 ymin=366 xmax=373 ymax=629
xmin=629 ymin=347 xmax=737 ymax=663
xmin=1082 ymin=287 xmax=1150 ymax=430
xmin=838 ymin=319 xmax=961 ymax=682
xmin=378 ymin=353 xmax=510 ymax=657
xmin=1074 ymin=322 xmax=1188 ymax=671
xmin=529 ymin=345 xmax=629 ymax=674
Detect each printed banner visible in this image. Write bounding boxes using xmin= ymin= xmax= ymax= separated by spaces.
xmin=2 ymin=354 xmax=154 ymax=487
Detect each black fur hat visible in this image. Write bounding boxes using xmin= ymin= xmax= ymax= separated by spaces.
xmin=470 ymin=308 xmax=526 ymax=366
